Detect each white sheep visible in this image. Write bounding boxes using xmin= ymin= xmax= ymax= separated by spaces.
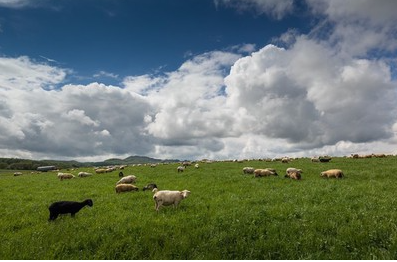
xmin=254 ymin=168 xmax=278 ymax=177
xmin=57 ymin=172 xmax=75 ymax=181
xmin=116 ymin=175 xmax=137 ymax=185
xmin=78 ymin=172 xmax=92 ymax=178
xmin=242 ymin=167 xmax=255 ymax=174
xmin=177 ymin=166 xmax=185 ymax=172
xmin=194 ymin=163 xmax=199 ymax=169
xmin=285 ymin=167 xmax=303 ymax=179
xmin=152 ymin=188 xmax=191 ymax=211
xmin=320 ymin=169 xmax=344 ymax=178
xmin=115 ymin=184 xmax=139 ymax=193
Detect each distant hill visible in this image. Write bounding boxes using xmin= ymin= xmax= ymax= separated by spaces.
xmin=99 ymin=155 xmax=180 ymax=165
xmin=0 ymin=155 xmax=180 ymax=171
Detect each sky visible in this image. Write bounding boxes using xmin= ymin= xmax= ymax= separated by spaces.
xmin=0 ymin=0 xmax=397 ymax=162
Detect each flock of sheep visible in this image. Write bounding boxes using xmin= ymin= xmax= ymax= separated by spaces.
xmin=242 ymin=166 xmax=344 ymax=179
xmin=49 ymin=158 xmax=347 ymax=221
xmin=49 ymin=167 xmax=192 ymax=220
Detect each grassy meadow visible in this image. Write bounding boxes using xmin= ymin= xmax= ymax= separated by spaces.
xmin=1 ymin=156 xmax=397 ymax=259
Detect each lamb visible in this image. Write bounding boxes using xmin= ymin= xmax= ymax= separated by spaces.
xmin=285 ymin=167 xmax=303 ymax=179
xmin=152 ymin=188 xmax=191 ymax=211
xmin=177 ymin=166 xmax=185 ymax=172
xmin=116 ymin=175 xmax=137 ymax=185
xmin=143 ymin=183 xmax=158 ymax=191
xmin=320 ymin=169 xmax=344 ymax=178
xmin=57 ymin=172 xmax=75 ymax=181
xmin=242 ymin=167 xmax=255 ymax=174
xmin=48 ymin=199 xmax=93 ymax=221
xmin=115 ymin=184 xmax=139 ymax=193
xmin=254 ymin=168 xmax=278 ymax=177
xmin=78 ymin=172 xmax=92 ymax=178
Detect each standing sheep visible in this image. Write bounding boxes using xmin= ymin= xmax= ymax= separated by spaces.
xmin=177 ymin=166 xmax=185 ymax=172
xmin=152 ymin=188 xmax=191 ymax=211
xmin=320 ymin=169 xmax=344 ymax=178
xmin=48 ymin=199 xmax=93 ymax=221
xmin=254 ymin=168 xmax=278 ymax=177
xmin=242 ymin=167 xmax=255 ymax=174
xmin=57 ymin=172 xmax=75 ymax=181
xmin=285 ymin=168 xmax=303 ymax=179
xmin=115 ymin=184 xmax=139 ymax=193
xmin=78 ymin=172 xmax=92 ymax=178
xmin=116 ymin=175 xmax=137 ymax=185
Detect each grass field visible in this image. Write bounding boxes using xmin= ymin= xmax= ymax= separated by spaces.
xmin=1 ymin=157 xmax=397 ymax=259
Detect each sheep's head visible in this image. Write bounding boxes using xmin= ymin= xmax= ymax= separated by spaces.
xmin=181 ymin=190 xmax=191 ymax=199
xmin=85 ymin=199 xmax=94 ymax=207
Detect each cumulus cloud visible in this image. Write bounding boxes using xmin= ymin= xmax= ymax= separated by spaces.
xmin=1 ymin=1 xmax=397 ymax=161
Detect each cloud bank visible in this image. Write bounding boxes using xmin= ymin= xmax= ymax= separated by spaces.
xmin=0 ymin=0 xmax=396 ymax=161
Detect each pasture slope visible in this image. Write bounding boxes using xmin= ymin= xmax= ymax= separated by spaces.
xmin=1 ymin=157 xmax=397 ymax=259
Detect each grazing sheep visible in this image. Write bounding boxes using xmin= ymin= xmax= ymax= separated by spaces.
xmin=254 ymin=168 xmax=278 ymax=177
xmin=242 ymin=167 xmax=255 ymax=174
xmin=311 ymin=157 xmax=320 ymax=162
xmin=281 ymin=157 xmax=290 ymax=163
xmin=152 ymin=188 xmax=191 ymax=211
xmin=177 ymin=166 xmax=185 ymax=172
xmin=116 ymin=175 xmax=137 ymax=185
xmin=287 ymin=171 xmax=302 ymax=180
xmin=13 ymin=172 xmax=23 ymax=176
xmin=285 ymin=168 xmax=303 ymax=179
xmin=320 ymin=169 xmax=344 ymax=178
xmin=57 ymin=172 xmax=75 ymax=181
xmin=194 ymin=163 xmax=199 ymax=169
xmin=115 ymin=184 xmax=139 ymax=193
xmin=143 ymin=183 xmax=158 ymax=191
xmin=119 ymin=171 xmax=124 ymax=178
xmin=48 ymin=199 xmax=93 ymax=221
xmin=78 ymin=172 xmax=92 ymax=178
xmin=95 ymin=168 xmax=108 ymax=174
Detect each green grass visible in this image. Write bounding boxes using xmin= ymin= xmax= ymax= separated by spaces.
xmin=1 ymin=157 xmax=397 ymax=259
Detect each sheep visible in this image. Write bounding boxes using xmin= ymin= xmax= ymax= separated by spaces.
xmin=13 ymin=172 xmax=23 ymax=176
xmin=281 ymin=157 xmax=290 ymax=163
xmin=143 ymin=183 xmax=158 ymax=191
xmin=95 ymin=168 xmax=107 ymax=174
xmin=320 ymin=169 xmax=344 ymax=178
xmin=115 ymin=184 xmax=139 ymax=193
xmin=254 ymin=168 xmax=278 ymax=177
xmin=311 ymin=157 xmax=320 ymax=162
xmin=177 ymin=166 xmax=185 ymax=172
xmin=118 ymin=171 xmax=124 ymax=178
xmin=48 ymin=199 xmax=93 ymax=221
xmin=242 ymin=167 xmax=255 ymax=174
xmin=57 ymin=172 xmax=75 ymax=181
xmin=152 ymin=188 xmax=191 ymax=211
xmin=116 ymin=175 xmax=137 ymax=185
xmin=78 ymin=172 xmax=92 ymax=178
xmin=286 ymin=171 xmax=302 ymax=180
xmin=285 ymin=167 xmax=303 ymax=179
xmin=194 ymin=163 xmax=199 ymax=169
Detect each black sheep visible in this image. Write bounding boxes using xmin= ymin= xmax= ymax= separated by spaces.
xmin=48 ymin=199 xmax=93 ymax=221
xmin=119 ymin=171 xmax=124 ymax=178
xmin=143 ymin=183 xmax=158 ymax=191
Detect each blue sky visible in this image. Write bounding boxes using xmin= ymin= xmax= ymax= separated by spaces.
xmin=0 ymin=0 xmax=397 ymax=161
xmin=0 ymin=0 xmax=309 ymax=85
